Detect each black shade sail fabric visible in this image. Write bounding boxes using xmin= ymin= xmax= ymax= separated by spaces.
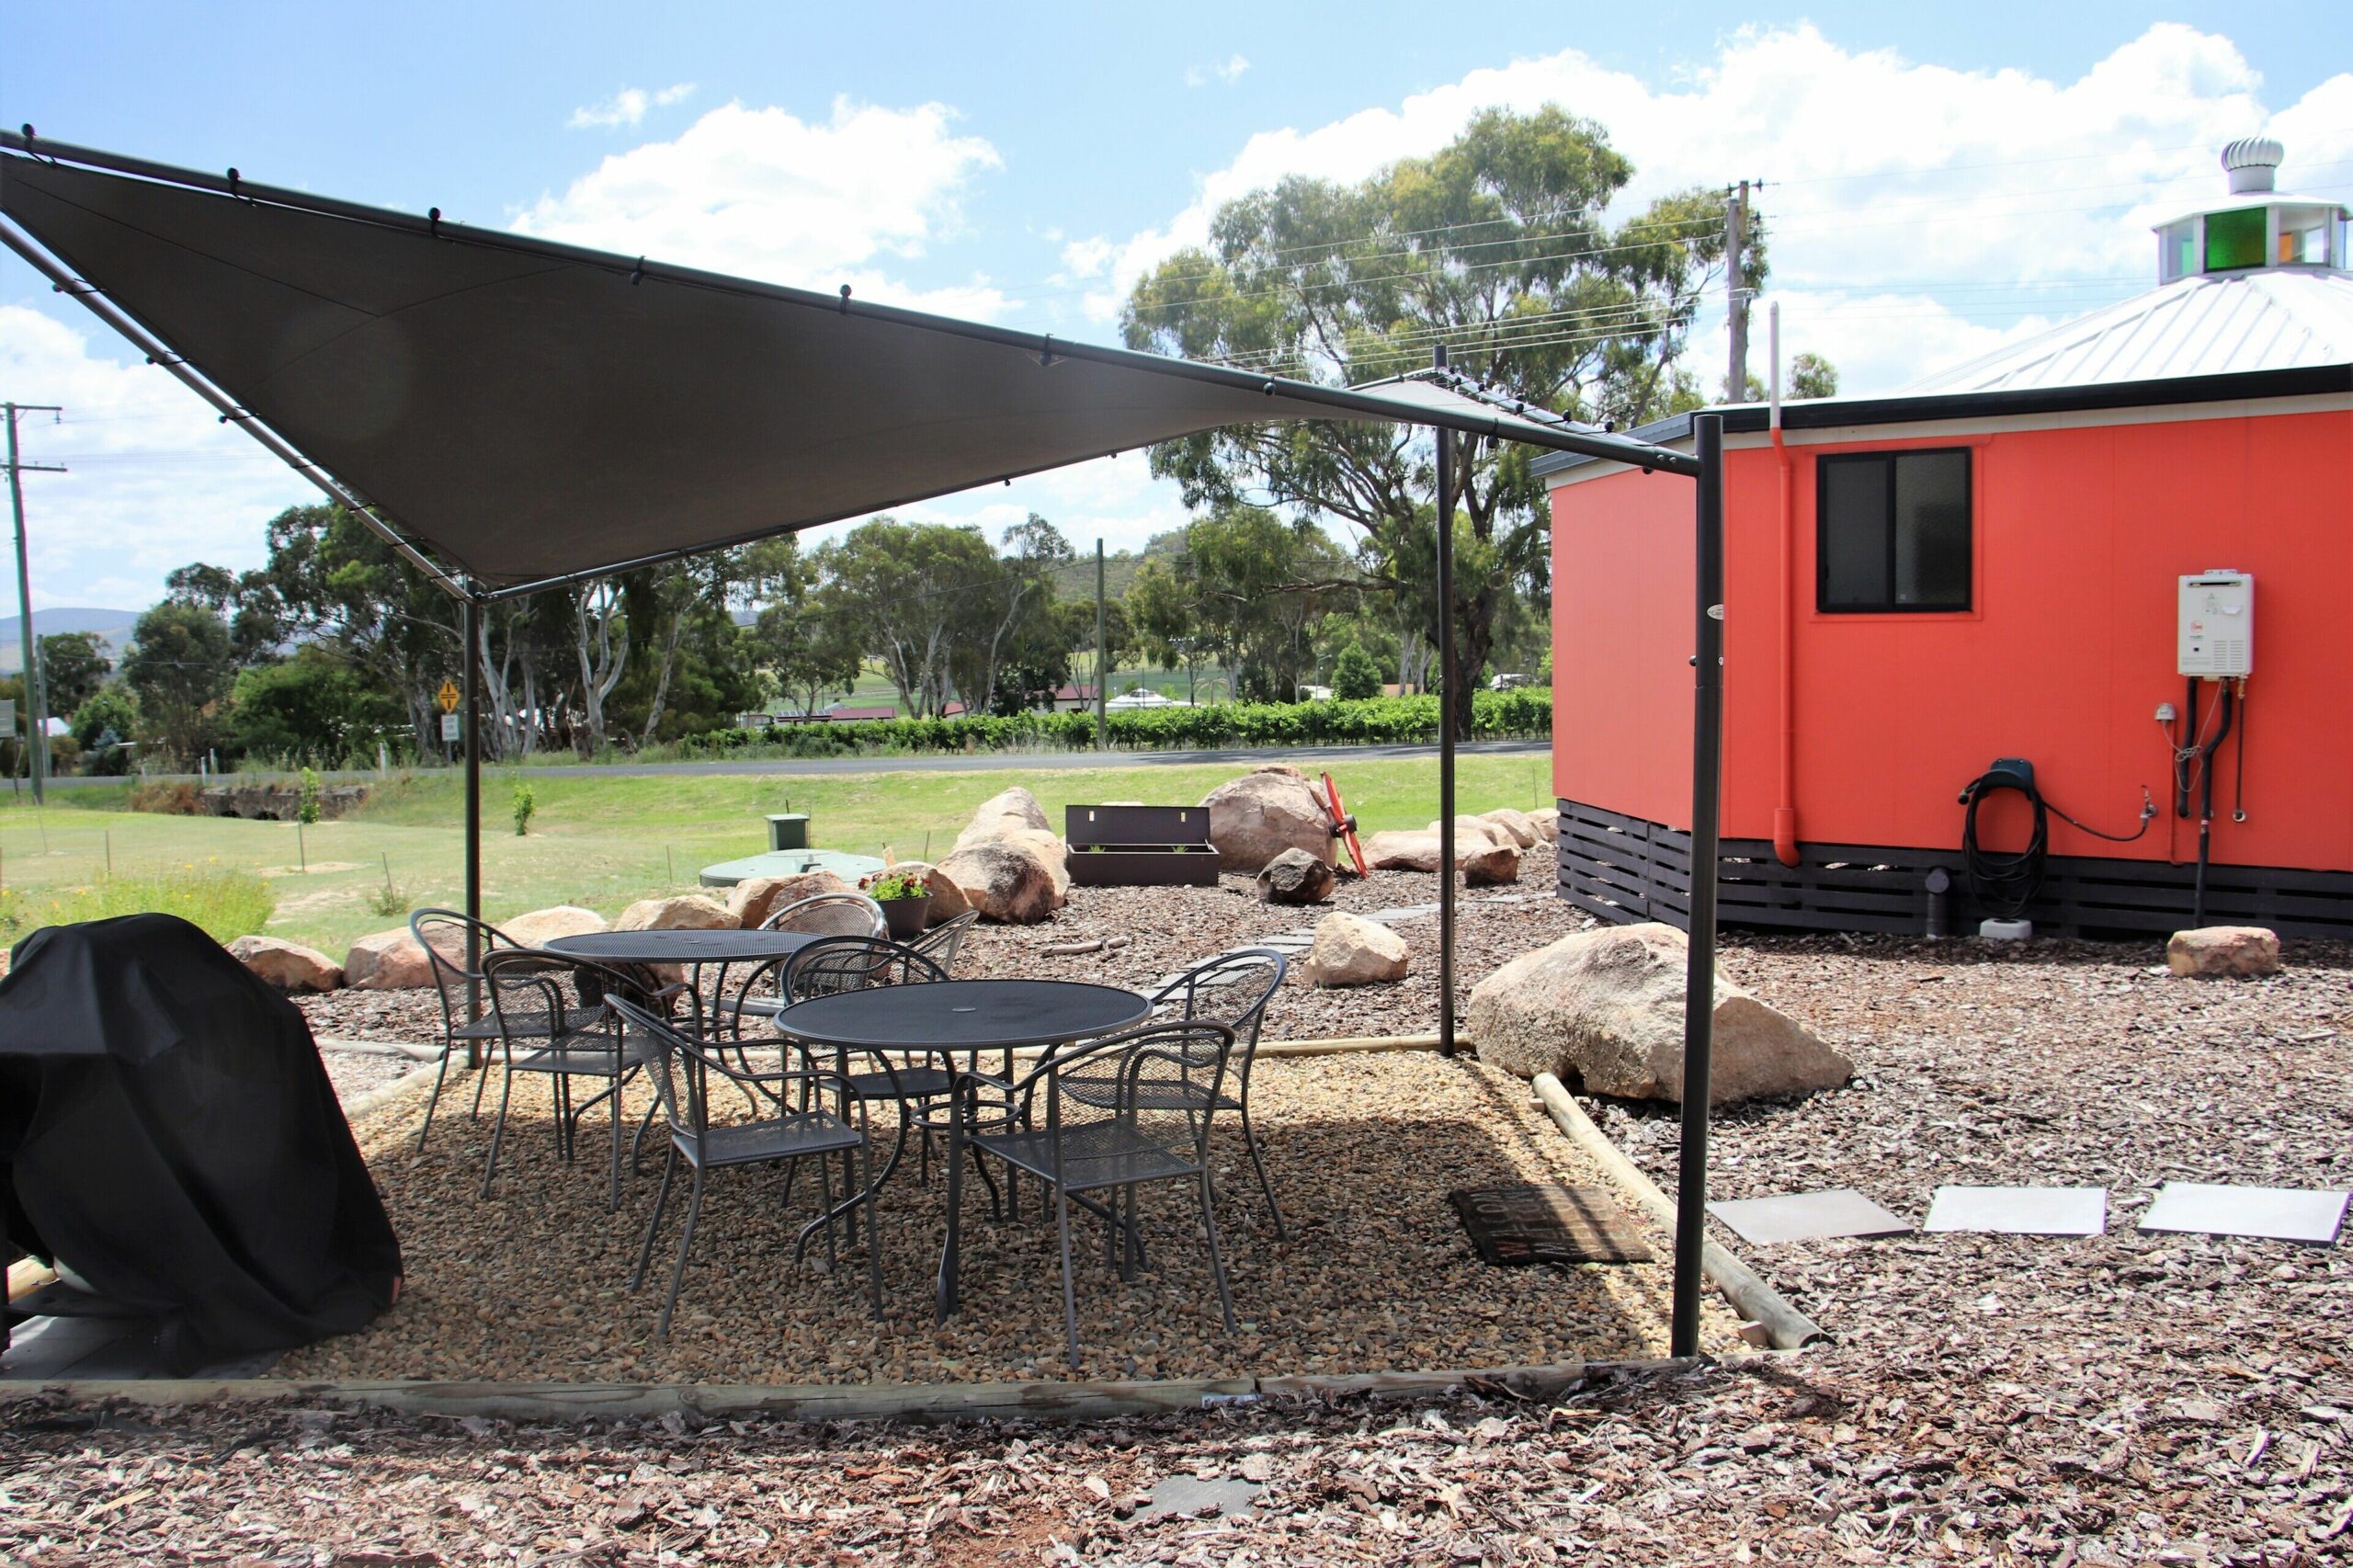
xmin=0 ymin=147 xmax=1661 ymax=595
xmin=0 ymin=915 xmax=402 ymax=1372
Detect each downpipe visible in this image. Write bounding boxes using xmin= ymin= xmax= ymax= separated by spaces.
xmin=1768 ymin=305 xmax=1801 ymax=868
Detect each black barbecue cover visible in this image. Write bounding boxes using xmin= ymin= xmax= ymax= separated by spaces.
xmin=0 ymin=914 xmax=401 ymax=1371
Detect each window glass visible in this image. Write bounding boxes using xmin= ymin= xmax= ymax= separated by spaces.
xmin=2161 ymin=222 xmax=2198 ymax=280
xmin=1893 ymin=451 xmax=1972 ymax=607
xmin=1818 ymin=449 xmax=1972 ymax=613
xmin=1821 ymin=459 xmax=1890 ymax=609
xmin=2279 ymin=219 xmax=2327 ymax=265
xmin=2204 ymin=207 xmax=2265 ymax=271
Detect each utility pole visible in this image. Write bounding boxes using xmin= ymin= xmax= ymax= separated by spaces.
xmin=6 ymin=403 xmax=66 ymax=804
xmin=1725 ymin=180 xmax=1751 ymax=403
xmin=1094 ymin=539 xmax=1108 ymax=750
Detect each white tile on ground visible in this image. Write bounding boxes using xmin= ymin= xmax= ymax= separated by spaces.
xmin=1924 ymin=1185 xmax=2107 ymax=1236
xmin=2139 ymin=1182 xmax=2349 ymax=1244
xmin=1707 ymin=1188 xmax=1912 ymax=1245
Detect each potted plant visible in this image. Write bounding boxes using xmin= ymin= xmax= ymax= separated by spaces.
xmin=865 ymin=869 xmax=932 ymax=938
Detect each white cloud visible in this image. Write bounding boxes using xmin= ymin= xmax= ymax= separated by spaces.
xmin=515 ymin=97 xmax=1006 ymax=302
xmin=0 ymin=303 xmax=313 ymax=609
xmin=1084 ymin=24 xmax=2351 ymax=392
xmin=1184 ymin=54 xmax=1250 ymax=88
xmin=568 ymin=81 xmax=699 ymax=131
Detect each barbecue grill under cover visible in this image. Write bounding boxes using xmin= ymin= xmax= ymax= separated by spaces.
xmin=0 ymin=915 xmax=400 ymax=1370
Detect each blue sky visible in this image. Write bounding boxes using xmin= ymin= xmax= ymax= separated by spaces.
xmin=6 ymin=2 xmax=2351 ymax=610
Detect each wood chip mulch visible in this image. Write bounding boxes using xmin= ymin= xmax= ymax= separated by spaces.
xmin=13 ymin=877 xmax=2351 ymax=1563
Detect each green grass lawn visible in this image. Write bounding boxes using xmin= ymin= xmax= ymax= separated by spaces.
xmin=0 ymin=754 xmax=1554 ymax=955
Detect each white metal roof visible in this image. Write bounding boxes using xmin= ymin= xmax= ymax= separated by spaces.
xmin=1905 ymin=267 xmax=2353 ymax=395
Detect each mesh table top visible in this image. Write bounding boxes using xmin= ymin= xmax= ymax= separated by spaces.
xmin=776 ymin=979 xmax=1151 ymax=1051
xmin=541 ymin=929 xmax=821 ymax=965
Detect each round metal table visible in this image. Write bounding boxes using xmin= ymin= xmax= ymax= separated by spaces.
xmin=542 ymin=929 xmax=822 ymax=966
xmin=773 ymin=979 xmax=1150 ymax=1053
xmin=775 ymin=980 xmax=1153 ymax=1274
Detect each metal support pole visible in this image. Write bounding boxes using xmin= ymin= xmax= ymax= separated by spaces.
xmin=1434 ymin=347 xmax=1458 ymax=1057
xmin=1095 ymin=539 xmax=1108 ymax=750
xmin=6 ymin=403 xmax=65 ymax=803
xmin=1672 ymin=412 xmax=1727 ymax=1358
xmin=462 ymin=596 xmax=484 ymax=1056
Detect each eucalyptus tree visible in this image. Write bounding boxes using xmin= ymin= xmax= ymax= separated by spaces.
xmin=1122 ymin=107 xmax=1753 ymax=731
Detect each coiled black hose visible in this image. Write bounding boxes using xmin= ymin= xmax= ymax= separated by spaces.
xmin=1959 ymin=769 xmax=2049 ymax=919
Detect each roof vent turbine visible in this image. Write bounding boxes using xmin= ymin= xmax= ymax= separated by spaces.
xmin=2221 ymin=137 xmax=2282 ymax=195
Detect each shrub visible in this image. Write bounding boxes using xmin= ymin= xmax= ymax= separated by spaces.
xmin=298 ymin=767 xmax=324 ymax=825
xmin=128 ymin=780 xmax=205 ymax=815
xmin=512 ymin=779 xmax=538 ymax=836
xmin=0 ymin=865 xmax=276 ymax=946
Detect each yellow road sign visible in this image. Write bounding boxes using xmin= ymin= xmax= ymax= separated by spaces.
xmin=437 ymin=678 xmax=461 ymax=714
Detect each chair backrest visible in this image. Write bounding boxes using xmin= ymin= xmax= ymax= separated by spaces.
xmin=906 ymin=910 xmax=980 ymax=974
xmin=761 ymin=892 xmax=886 ymax=938
xmin=605 ymin=994 xmax=710 ymax=1142
xmin=411 ymin=907 xmax=517 ymax=1029
xmin=1152 ymin=949 xmax=1285 ymax=1048
xmin=1047 ymin=1019 xmax=1237 ymax=1165
xmin=781 ymin=936 xmax=947 ymax=1004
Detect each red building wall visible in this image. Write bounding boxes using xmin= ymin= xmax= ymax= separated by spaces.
xmin=1550 ymin=406 xmax=2353 ymax=874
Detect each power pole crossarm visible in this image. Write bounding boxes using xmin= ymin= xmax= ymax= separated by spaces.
xmin=5 ymin=402 xmax=67 ymax=803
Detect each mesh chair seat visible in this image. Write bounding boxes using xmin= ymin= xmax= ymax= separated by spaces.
xmin=843 ymin=1064 xmax=955 ymax=1102
xmin=688 ymin=1109 xmax=865 ymax=1171
xmin=1055 ymin=1074 xmax=1238 ymax=1115
xmin=972 ymin=1118 xmax=1199 ymax=1195
xmin=451 ymin=1006 xmax=591 ymax=1042
xmin=506 ymin=1035 xmax=657 ymax=1080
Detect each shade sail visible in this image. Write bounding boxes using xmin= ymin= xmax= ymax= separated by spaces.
xmin=1 ymin=141 xmax=1680 ymax=596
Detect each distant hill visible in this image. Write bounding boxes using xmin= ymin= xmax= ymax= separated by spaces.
xmin=0 ymin=606 xmax=142 ymax=674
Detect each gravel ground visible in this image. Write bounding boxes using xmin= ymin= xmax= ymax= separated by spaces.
xmin=17 ymin=879 xmax=2344 ymax=1562
xmin=319 ymin=1046 xmax=426 ymax=1104
xmin=277 ymin=1044 xmax=1720 ymax=1386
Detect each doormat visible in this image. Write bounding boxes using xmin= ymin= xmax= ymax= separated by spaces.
xmin=1449 ymin=1184 xmax=1653 ymax=1266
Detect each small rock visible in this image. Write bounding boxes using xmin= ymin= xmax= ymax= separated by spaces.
xmin=1302 ymin=911 xmax=1410 ymax=987
xmin=1478 ymin=807 xmax=1541 ymax=848
xmin=227 ymin=934 xmax=344 ymax=992
xmin=2166 ymin=926 xmax=2280 ymax=978
xmin=344 ymin=926 xmax=456 ymax=991
xmin=1256 ymin=847 xmax=1336 ymax=905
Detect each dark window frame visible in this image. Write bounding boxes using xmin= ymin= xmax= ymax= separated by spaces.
xmin=1814 ymin=446 xmax=1974 ymax=614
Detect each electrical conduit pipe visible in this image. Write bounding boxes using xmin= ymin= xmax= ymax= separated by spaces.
xmin=1768 ymin=304 xmax=1801 ymax=867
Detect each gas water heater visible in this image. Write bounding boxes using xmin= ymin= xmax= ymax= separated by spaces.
xmin=2177 ymin=571 xmax=2253 ymax=678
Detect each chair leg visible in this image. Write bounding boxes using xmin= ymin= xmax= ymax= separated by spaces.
xmin=936 ymin=1115 xmax=963 ymax=1324
xmin=632 ymin=1145 xmax=677 ymax=1290
xmin=480 ymin=1056 xmax=518 ymax=1199
xmin=1055 ymin=1183 xmax=1083 ymax=1371
xmin=1197 ymin=1171 xmax=1237 ymax=1335
xmin=861 ymin=1138 xmax=883 ymax=1319
xmin=470 ymin=1050 xmax=494 ymax=1120
xmin=655 ymin=1165 xmax=705 ymax=1341
xmin=608 ymin=1074 xmax=625 ymax=1212
xmin=414 ymin=1048 xmax=455 ymax=1153
xmin=1240 ymin=1102 xmax=1288 ymax=1241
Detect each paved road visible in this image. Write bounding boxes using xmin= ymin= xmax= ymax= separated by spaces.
xmin=37 ymin=737 xmax=1547 ymax=789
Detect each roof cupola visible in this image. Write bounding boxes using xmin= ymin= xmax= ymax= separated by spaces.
xmin=2155 ymin=140 xmax=2347 ymax=283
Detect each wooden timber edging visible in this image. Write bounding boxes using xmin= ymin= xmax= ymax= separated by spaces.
xmin=10 ymin=1358 xmax=1694 ymax=1425
xmin=1529 ymin=1073 xmax=1825 ymax=1350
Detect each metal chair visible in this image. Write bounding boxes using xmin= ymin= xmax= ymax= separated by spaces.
xmin=1060 ymin=949 xmax=1291 ymax=1238
xmin=906 ymin=909 xmax=980 ymax=974
xmin=773 ymin=936 xmax=962 ymax=1194
xmin=705 ymin=891 xmax=886 ymax=1037
xmin=938 ymin=1019 xmax=1240 ymax=1369
xmin=411 ymin=907 xmax=529 ymax=1153
xmin=608 ymin=995 xmax=886 ymax=1338
xmin=477 ymin=949 xmax=676 ymax=1209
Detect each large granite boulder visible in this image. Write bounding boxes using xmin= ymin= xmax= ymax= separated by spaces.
xmin=1362 ymin=827 xmax=1518 ymax=883
xmin=937 ymin=840 xmax=1059 ymax=924
xmin=1256 ymin=846 xmax=1336 ymax=905
xmin=1302 ymin=911 xmax=1410 ymax=987
xmin=726 ymin=870 xmax=855 ymax=929
xmin=1469 ymin=922 xmax=1851 ymax=1106
xmin=227 ymin=935 xmax=343 ymax=992
xmin=1479 ymin=808 xmax=1541 ymax=848
xmin=499 ymin=905 xmax=608 ymax=947
xmin=345 ymin=925 xmax=458 ymax=991
xmin=1364 ymin=829 xmax=1443 ymax=871
xmin=875 ymin=860 xmax=972 ymax=926
xmin=1203 ymin=767 xmax=1333 ymax=874
xmin=999 ymin=827 xmax=1071 ymax=900
xmin=613 ymin=893 xmax=733 ymax=932
xmin=1533 ymin=810 xmax=1561 ymax=845
xmin=2166 ymin=926 xmax=2281 ymax=978
xmin=952 ymin=785 xmax=1051 ymax=853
